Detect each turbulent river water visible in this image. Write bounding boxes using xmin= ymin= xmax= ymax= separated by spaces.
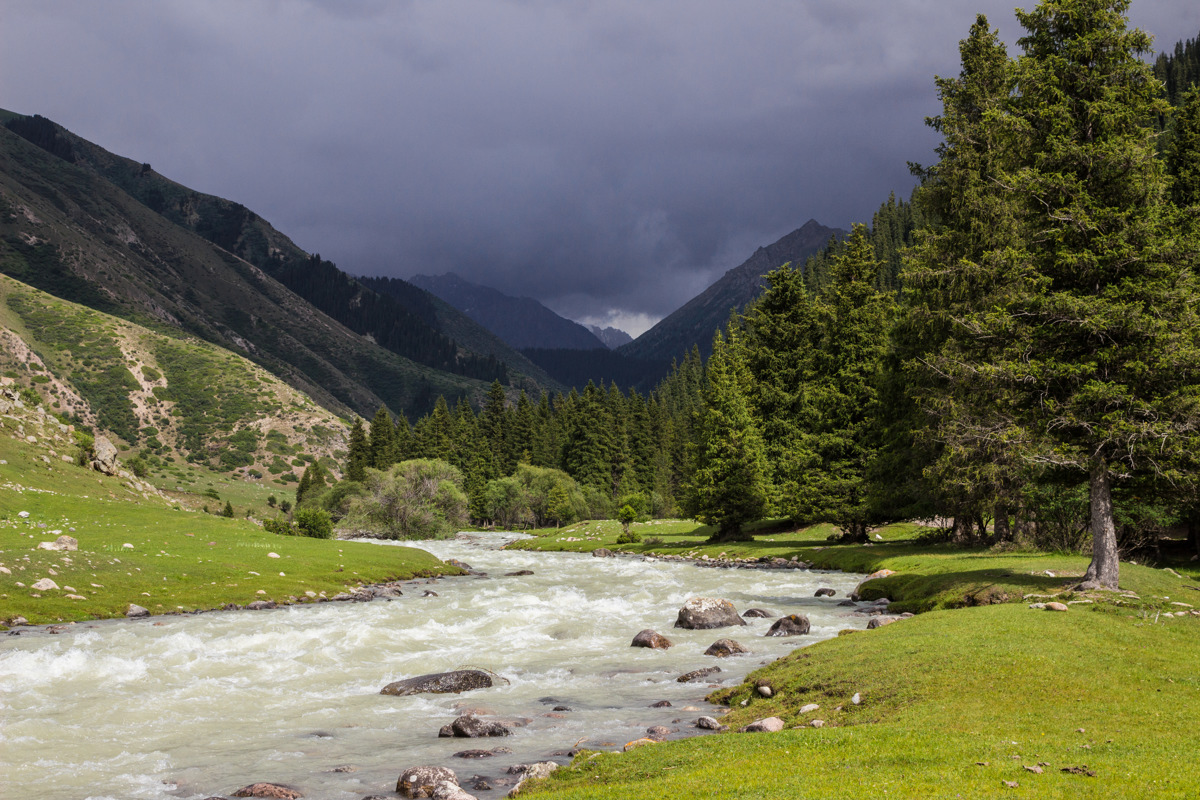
xmin=0 ymin=533 xmax=868 ymax=800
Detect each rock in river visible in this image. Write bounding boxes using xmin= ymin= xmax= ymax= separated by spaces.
xmin=441 ymin=715 xmax=512 ymax=738
xmin=397 ymin=766 xmax=459 ymax=798
xmin=231 ymin=783 xmax=302 ymax=799
xmin=741 ymin=608 xmax=776 ymax=618
xmin=674 ymin=597 xmax=747 ymax=629
xmin=765 ymin=614 xmax=811 ymax=637
xmin=630 ymin=629 xmax=673 ymax=649
xmin=704 ymin=638 xmax=749 ymax=657
xmin=382 ymin=670 xmax=499 ymax=696
xmin=677 ymin=666 xmax=722 ymax=683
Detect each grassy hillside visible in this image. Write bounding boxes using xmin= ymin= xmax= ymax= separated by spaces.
xmin=0 ymin=119 xmax=501 ymax=420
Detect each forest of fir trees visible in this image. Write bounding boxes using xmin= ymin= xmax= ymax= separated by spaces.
xmin=293 ymin=3 xmax=1200 ymax=591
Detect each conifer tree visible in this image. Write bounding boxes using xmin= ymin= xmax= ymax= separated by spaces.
xmin=368 ymin=406 xmax=396 ymax=470
xmin=690 ymin=328 xmax=770 ymax=542
xmin=346 ymin=417 xmax=369 ymax=483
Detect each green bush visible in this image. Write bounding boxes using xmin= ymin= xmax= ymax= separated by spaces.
xmin=294 ymin=507 xmax=333 ymax=539
xmin=262 ymin=516 xmax=297 ymax=536
xmin=345 ymin=459 xmax=467 ymax=540
xmin=616 ymin=530 xmax=642 ymax=545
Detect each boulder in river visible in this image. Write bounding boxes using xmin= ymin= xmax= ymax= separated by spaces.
xmin=398 ymin=766 xmax=459 ymax=798
xmin=674 ymin=597 xmax=747 ymax=629
xmin=432 ymin=782 xmax=478 ymax=800
xmin=676 ymin=666 xmax=722 ymax=683
xmin=231 ymin=783 xmax=303 ymax=799
xmin=704 ymin=638 xmax=749 ymax=657
xmin=741 ymin=608 xmax=776 ymax=618
xmin=630 ymin=629 xmax=673 ymax=649
xmin=765 ymin=614 xmax=811 ymax=637
xmin=125 ymin=604 xmax=150 ymax=618
xmin=592 ymin=548 xmax=615 ymax=558
xmin=815 ymin=587 xmax=836 ymax=597
xmin=444 ymin=715 xmax=512 ymax=738
xmin=382 ymin=669 xmax=499 ymax=697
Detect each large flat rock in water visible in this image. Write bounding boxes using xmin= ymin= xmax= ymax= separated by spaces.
xmin=381 ymin=669 xmax=496 ymax=696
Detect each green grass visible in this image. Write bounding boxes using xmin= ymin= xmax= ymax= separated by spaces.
xmin=0 ymin=433 xmax=456 ymax=626
xmin=512 ymin=519 xmax=1200 ymax=799
xmin=525 ymin=603 xmax=1199 ymax=799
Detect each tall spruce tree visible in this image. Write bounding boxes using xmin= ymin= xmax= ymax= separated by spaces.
xmin=346 ymin=417 xmax=369 ymax=483
xmin=899 ymin=15 xmax=1025 ymax=538
xmin=928 ymin=0 xmax=1200 ymax=588
xmin=690 ymin=328 xmax=770 ymax=542
xmin=368 ymin=406 xmax=396 ymax=470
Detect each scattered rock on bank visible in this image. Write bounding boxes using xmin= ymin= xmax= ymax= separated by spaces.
xmin=382 ymin=670 xmax=500 ymax=697
xmin=696 ymin=716 xmax=726 ymax=730
xmin=704 ymin=638 xmax=749 ymax=657
xmin=31 ymin=578 xmax=59 ymax=592
xmin=505 ymin=762 xmax=559 ymax=797
xmin=630 ymin=629 xmax=673 ymax=649
xmin=674 ymin=597 xmax=747 ymax=629
xmin=125 ymin=604 xmax=150 ymax=618
xmin=765 ymin=614 xmax=810 ymax=637
xmin=397 ymin=766 xmax=459 ymax=798
xmin=740 ymin=717 xmax=785 ymax=733
xmin=231 ymin=783 xmax=302 ymax=799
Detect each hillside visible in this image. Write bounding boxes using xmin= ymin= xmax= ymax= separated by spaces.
xmin=588 ymin=325 xmax=633 ymax=349
xmin=0 ymin=274 xmax=348 ymax=489
xmin=0 ymin=112 xmax=549 ymax=419
xmin=620 ymin=220 xmax=844 ymax=362
xmin=408 ymin=272 xmax=607 ymax=351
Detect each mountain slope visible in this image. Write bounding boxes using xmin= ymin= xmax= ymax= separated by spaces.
xmin=0 ymin=273 xmax=347 ymax=482
xmin=0 ymin=113 xmax=525 ymax=418
xmin=409 ymin=272 xmax=607 ymax=351
xmin=620 ymin=220 xmax=845 ymax=362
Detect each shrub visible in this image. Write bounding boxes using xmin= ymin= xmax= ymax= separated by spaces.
xmin=294 ymin=507 xmax=333 ymax=539
xmin=127 ymin=455 xmax=148 ymax=478
xmin=345 ymin=459 xmax=467 ymax=540
xmin=616 ymin=530 xmax=642 ymax=545
xmin=263 ymin=516 xmax=297 ymax=536
xmin=73 ymin=430 xmax=95 ymax=467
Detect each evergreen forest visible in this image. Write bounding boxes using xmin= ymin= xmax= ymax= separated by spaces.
xmin=299 ymin=8 xmax=1200 ymax=593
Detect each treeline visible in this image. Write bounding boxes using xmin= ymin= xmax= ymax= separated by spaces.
xmin=1154 ymin=27 xmax=1200 ymax=106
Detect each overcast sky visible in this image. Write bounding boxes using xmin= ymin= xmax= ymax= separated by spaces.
xmin=4 ymin=1 xmax=1198 ymax=336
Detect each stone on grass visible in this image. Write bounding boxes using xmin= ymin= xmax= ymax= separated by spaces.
xmin=623 ymin=738 xmax=657 ymax=751
xmin=696 ymin=716 xmax=724 ymax=730
xmin=126 ymin=604 xmax=150 ymax=618
xmin=740 ymin=717 xmax=785 ymax=733
xmin=382 ymin=670 xmax=498 ymax=696
xmin=90 ymin=436 xmax=120 ymax=476
xmin=867 ymin=617 xmax=896 ymax=629
xmin=765 ymin=614 xmax=810 ymax=637
xmin=397 ymin=766 xmax=459 ymax=798
xmin=631 ymin=629 xmax=673 ymax=649
xmin=1045 ymin=602 xmax=1069 ymax=612
xmin=757 ymin=685 xmax=773 ymax=697
xmin=800 ymin=703 xmax=820 ymax=714
xmin=674 ymin=597 xmax=746 ymax=629
xmin=704 ymin=638 xmax=749 ymax=657
xmin=31 ymin=578 xmax=59 ymax=591
xmin=851 ymin=693 xmax=861 ymax=705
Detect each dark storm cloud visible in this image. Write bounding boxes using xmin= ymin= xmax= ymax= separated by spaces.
xmin=3 ymin=1 xmax=1197 ymax=335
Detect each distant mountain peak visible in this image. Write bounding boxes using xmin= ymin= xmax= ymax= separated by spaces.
xmin=587 ymin=325 xmax=633 ymax=350
xmin=410 ymin=273 xmax=607 ymax=351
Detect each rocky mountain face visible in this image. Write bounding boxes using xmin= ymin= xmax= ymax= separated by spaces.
xmin=619 ymin=220 xmax=845 ymax=363
xmin=410 ymin=272 xmax=607 ymax=351
xmin=588 ymin=325 xmax=633 ymax=349
xmin=0 ymin=111 xmax=554 ymax=419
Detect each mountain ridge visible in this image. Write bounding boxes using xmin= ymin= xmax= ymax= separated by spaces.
xmin=619 ymin=220 xmax=845 ymax=362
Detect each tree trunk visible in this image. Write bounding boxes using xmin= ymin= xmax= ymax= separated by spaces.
xmin=1083 ymin=457 xmax=1120 ymax=589
xmin=993 ymin=502 xmax=1011 ymax=544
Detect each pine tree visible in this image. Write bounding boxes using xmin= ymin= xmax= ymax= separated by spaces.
xmin=1166 ymin=87 xmax=1200 ymax=207
xmin=690 ymin=328 xmax=770 ymax=542
xmin=346 ymin=417 xmax=369 ymax=483
xmin=936 ymin=0 xmax=1200 ymax=588
xmin=368 ymin=406 xmax=396 ymax=470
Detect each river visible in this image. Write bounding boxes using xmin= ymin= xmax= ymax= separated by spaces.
xmin=0 ymin=533 xmax=868 ymax=800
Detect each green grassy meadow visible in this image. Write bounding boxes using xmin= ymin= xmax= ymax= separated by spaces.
xmin=0 ymin=432 xmax=454 ymax=626
xmin=513 ymin=520 xmax=1200 ymax=799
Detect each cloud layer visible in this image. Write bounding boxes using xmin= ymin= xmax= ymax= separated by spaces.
xmin=4 ymin=1 xmax=1196 ymax=332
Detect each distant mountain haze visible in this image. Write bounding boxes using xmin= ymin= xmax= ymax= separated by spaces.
xmin=588 ymin=325 xmax=634 ymax=349
xmin=619 ymin=220 xmax=846 ymax=363
xmin=410 ymin=272 xmax=608 ymax=351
